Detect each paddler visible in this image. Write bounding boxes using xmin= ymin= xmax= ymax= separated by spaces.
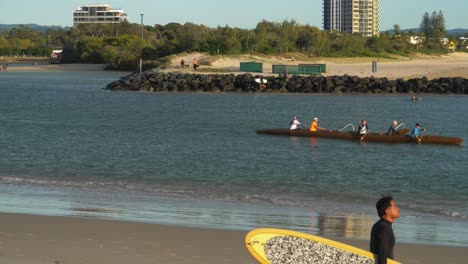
xmin=289 ymin=116 xmax=303 ymax=130
xmin=358 ymin=119 xmax=370 ymax=141
xmin=309 ymin=117 xmax=326 ymax=132
xmin=409 ymin=123 xmax=426 ymax=143
xmin=386 ymin=120 xmax=400 ymax=135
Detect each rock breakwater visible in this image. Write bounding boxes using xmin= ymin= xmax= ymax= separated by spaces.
xmin=106 ymin=70 xmax=468 ymax=94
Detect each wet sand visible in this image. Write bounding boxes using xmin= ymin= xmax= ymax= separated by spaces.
xmin=0 ymin=213 xmax=466 ymax=264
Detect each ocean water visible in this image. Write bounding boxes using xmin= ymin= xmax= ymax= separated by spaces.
xmin=0 ymin=70 xmax=467 ymax=247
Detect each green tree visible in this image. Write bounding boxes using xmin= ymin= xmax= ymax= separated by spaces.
xmin=296 ymin=25 xmax=329 ymax=56
xmin=237 ymin=29 xmax=257 ymax=53
xmin=277 ymin=20 xmax=299 ymax=53
xmin=254 ymin=20 xmax=278 ymax=54
xmin=431 ymin=10 xmax=446 ymax=41
xmin=420 ymin=12 xmax=432 ymax=42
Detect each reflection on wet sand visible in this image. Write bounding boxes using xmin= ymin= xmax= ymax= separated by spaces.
xmin=316 ymin=214 xmax=374 ymax=240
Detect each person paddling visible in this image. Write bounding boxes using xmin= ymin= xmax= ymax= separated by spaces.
xmin=386 ymin=120 xmax=400 ymax=135
xmin=409 ymin=123 xmax=426 ymax=143
xmin=358 ymin=119 xmax=370 ymax=141
xmin=289 ymin=116 xmax=303 ymax=130
xmin=309 ymin=117 xmax=326 ymax=132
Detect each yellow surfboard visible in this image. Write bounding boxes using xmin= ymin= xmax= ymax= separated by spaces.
xmin=245 ymin=228 xmax=401 ymax=264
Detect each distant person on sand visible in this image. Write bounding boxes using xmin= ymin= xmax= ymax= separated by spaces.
xmin=309 ymin=117 xmax=325 ymax=132
xmin=289 ymin=116 xmax=303 ymax=130
xmin=386 ymin=120 xmax=400 ymax=135
xmin=370 ymin=195 xmax=400 ymax=264
xmin=409 ymin=123 xmax=426 ymax=143
xmin=180 ymin=59 xmax=185 ymax=68
xmin=193 ymin=58 xmax=199 ymax=70
xmin=358 ymin=120 xmax=370 ymax=141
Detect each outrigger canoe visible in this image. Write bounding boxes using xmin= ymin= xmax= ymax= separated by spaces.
xmin=256 ymin=128 xmax=463 ymax=145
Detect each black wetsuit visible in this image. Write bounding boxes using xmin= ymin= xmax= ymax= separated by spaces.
xmin=386 ymin=126 xmax=398 ymax=135
xmin=370 ymin=218 xmax=395 ymax=264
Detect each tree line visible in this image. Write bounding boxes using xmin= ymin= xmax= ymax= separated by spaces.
xmin=0 ymin=11 xmax=464 ymax=70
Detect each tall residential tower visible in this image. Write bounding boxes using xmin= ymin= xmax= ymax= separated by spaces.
xmin=323 ymin=0 xmax=380 ymax=37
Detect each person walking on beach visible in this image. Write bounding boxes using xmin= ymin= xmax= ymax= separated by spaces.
xmin=358 ymin=119 xmax=370 ymax=141
xmin=370 ymin=195 xmax=400 ymax=264
xmin=193 ymin=58 xmax=199 ymax=70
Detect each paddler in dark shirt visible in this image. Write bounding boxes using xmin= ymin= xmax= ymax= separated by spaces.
xmin=386 ymin=120 xmax=399 ymax=135
xmin=370 ymin=195 xmax=400 ymax=264
xmin=358 ymin=119 xmax=370 ymax=141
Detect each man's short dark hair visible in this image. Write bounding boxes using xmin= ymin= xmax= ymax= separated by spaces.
xmin=376 ymin=195 xmax=394 ymax=217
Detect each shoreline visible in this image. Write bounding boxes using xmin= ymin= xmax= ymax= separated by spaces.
xmin=2 ymin=53 xmax=468 ymax=80
xmin=0 ymin=212 xmax=466 ymax=264
xmin=1 ymin=63 xmax=107 ymax=72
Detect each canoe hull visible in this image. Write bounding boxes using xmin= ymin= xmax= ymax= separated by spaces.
xmin=256 ymin=129 xmax=463 ymax=145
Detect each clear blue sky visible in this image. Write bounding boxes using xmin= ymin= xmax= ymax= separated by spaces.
xmin=0 ymin=0 xmax=466 ymax=30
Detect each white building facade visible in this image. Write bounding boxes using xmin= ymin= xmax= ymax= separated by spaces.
xmin=323 ymin=0 xmax=380 ymax=37
xmin=73 ymin=4 xmax=127 ymax=27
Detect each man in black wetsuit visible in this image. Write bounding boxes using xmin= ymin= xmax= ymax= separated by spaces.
xmin=370 ymin=195 xmax=400 ymax=264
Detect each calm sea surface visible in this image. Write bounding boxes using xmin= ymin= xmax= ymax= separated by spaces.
xmin=0 ymin=70 xmax=467 ymax=247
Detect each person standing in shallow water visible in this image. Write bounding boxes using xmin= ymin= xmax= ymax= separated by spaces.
xmin=370 ymin=195 xmax=400 ymax=264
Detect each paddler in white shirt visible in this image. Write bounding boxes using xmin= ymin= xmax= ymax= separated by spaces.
xmin=289 ymin=116 xmax=302 ymax=130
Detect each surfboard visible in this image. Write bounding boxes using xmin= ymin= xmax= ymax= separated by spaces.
xmin=245 ymin=228 xmax=401 ymax=264
xmin=255 ymin=78 xmax=268 ymax=84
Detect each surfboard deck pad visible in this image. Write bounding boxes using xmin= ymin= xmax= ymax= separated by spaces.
xmin=246 ymin=228 xmax=401 ymax=264
xmin=265 ymin=236 xmax=374 ymax=264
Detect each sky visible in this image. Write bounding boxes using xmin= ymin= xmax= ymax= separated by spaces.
xmin=0 ymin=0 xmax=467 ymax=30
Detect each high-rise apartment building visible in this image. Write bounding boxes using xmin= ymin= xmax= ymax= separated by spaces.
xmin=323 ymin=0 xmax=342 ymax=32
xmin=73 ymin=4 xmax=128 ymax=27
xmin=323 ymin=0 xmax=380 ymax=37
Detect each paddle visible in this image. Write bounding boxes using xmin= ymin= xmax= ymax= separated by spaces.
xmin=418 ymin=128 xmax=427 ymax=144
xmin=359 ymin=127 xmax=370 ymax=141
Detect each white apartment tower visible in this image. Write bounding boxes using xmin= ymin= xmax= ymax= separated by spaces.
xmin=73 ymin=4 xmax=128 ymax=27
xmin=323 ymin=0 xmax=380 ymax=37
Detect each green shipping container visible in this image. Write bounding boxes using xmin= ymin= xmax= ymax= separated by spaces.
xmin=240 ymin=62 xmax=263 ymax=73
xmin=298 ymin=64 xmax=327 ymax=74
xmin=273 ymin=64 xmax=325 ymax=75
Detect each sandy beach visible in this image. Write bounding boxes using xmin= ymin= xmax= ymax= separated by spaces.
xmin=0 ymin=213 xmax=466 ymax=264
xmin=169 ymin=52 xmax=468 ymax=80
xmin=3 ymin=53 xmax=468 ymax=80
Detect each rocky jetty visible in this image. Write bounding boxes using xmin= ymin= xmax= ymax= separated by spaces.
xmin=106 ymin=69 xmax=468 ymax=94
